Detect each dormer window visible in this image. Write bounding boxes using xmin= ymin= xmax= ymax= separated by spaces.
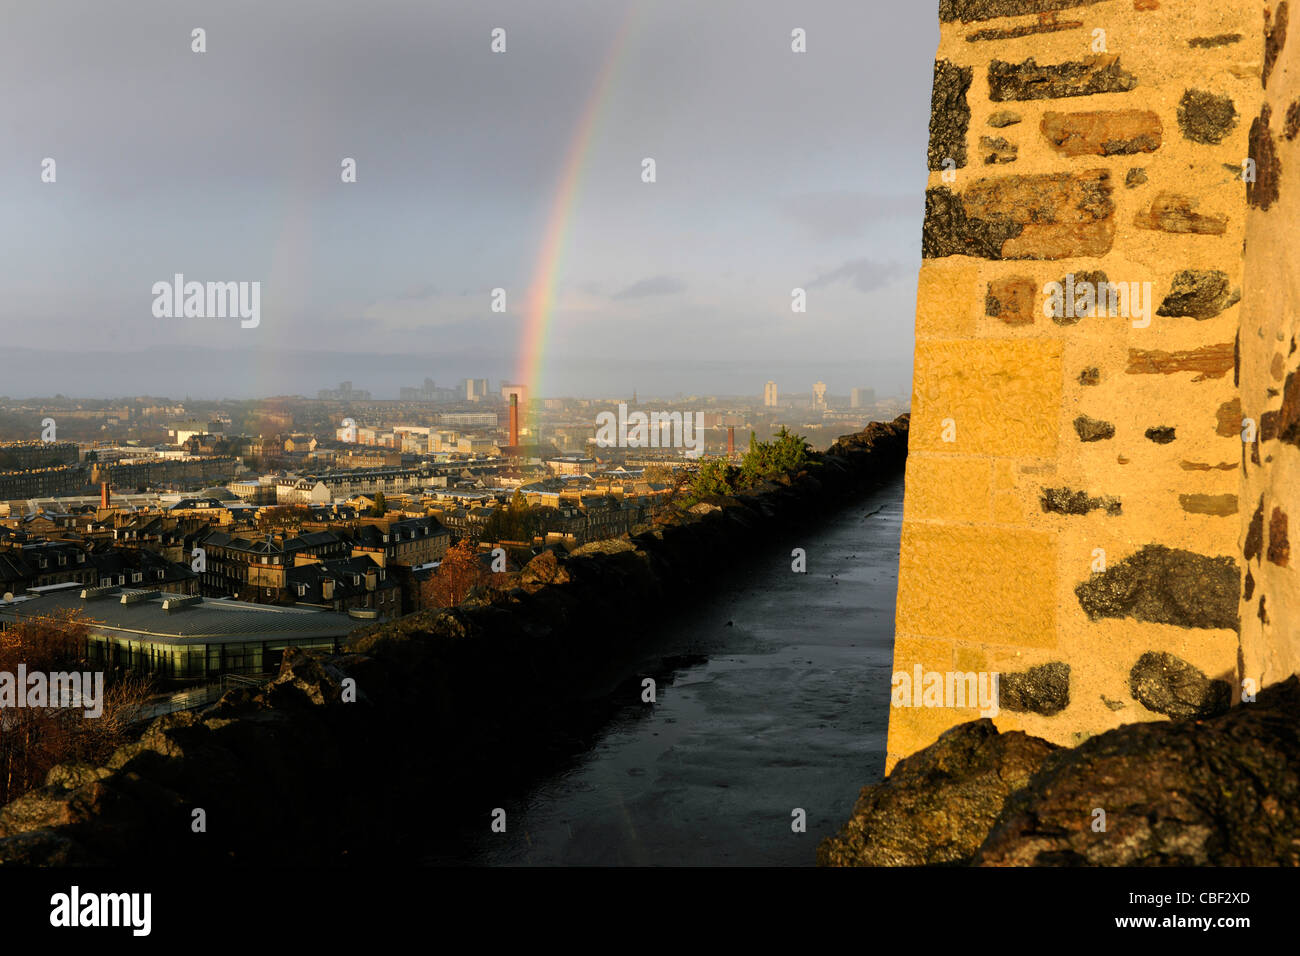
xmin=157 ymin=570 xmax=165 ymax=580
xmin=296 ymin=584 xmax=307 ymax=597
xmin=132 ymin=572 xmax=142 ymax=583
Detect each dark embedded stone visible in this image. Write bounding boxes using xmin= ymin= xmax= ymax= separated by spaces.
xmin=1179 ymin=494 xmax=1238 ymax=516
xmin=1073 ymin=415 xmax=1114 ymax=441
xmin=1247 ymin=104 xmax=1281 ymax=211
xmin=1145 ymin=426 xmax=1176 ymax=444
xmin=1126 ymin=342 xmax=1235 ymax=379
xmin=1269 ymin=507 xmax=1290 ymax=566
xmin=1262 ymin=409 xmax=1281 ymax=441
xmin=979 ymin=135 xmax=1018 ymax=164
xmin=966 ymin=18 xmax=1085 ymax=42
xmin=988 ymin=56 xmax=1138 ymax=103
xmin=1101 ymin=695 xmax=1126 ymax=711
xmin=1280 ymin=370 xmax=1300 ymax=446
xmin=1211 ymin=403 xmax=1241 ymax=436
xmin=1246 ymin=495 xmax=1265 ymax=562
xmin=816 ymin=720 xmax=1058 ymax=866
xmin=1189 ymin=34 xmax=1242 ymax=48
xmin=1176 ymin=89 xmax=1239 ymax=144
xmin=1157 ymin=270 xmax=1241 ymax=319
xmin=1244 ymin=566 xmax=1255 ymax=600
xmin=1125 ymin=167 xmax=1148 ymax=187
xmin=1079 ymin=367 xmax=1100 ymax=385
xmin=1000 ymin=662 xmax=1071 ymax=716
xmin=1128 ymin=651 xmax=1232 ymax=719
xmin=1041 ymin=487 xmax=1121 ymax=516
xmin=922 ymin=187 xmax=1022 ymax=259
xmin=923 ymin=170 xmax=1115 ymax=260
xmin=1264 ymin=2 xmax=1289 ymax=89
xmin=1286 ymin=100 xmax=1300 ymax=140
xmin=939 ymin=0 xmax=1101 ymax=22
xmin=987 ymin=110 xmax=1022 ymax=128
xmin=1134 ymin=192 xmax=1228 ymax=234
xmin=1075 ymin=544 xmax=1240 ymax=630
xmin=929 ymin=60 xmax=973 ymax=171
xmin=985 ymin=276 xmax=1036 ymax=324
xmin=1041 ymin=110 xmax=1161 ymax=156
xmin=1050 ymin=269 xmax=1109 ymax=323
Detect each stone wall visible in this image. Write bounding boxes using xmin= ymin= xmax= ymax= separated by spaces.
xmin=1239 ymin=2 xmax=1298 ymax=692
xmin=889 ymin=0 xmax=1284 ymax=769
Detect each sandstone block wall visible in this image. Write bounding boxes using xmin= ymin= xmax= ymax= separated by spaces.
xmin=1239 ymin=2 xmax=1298 ymax=693
xmin=889 ymin=0 xmax=1291 ymax=770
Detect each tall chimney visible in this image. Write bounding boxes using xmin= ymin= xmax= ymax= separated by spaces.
xmin=727 ymin=426 xmax=735 ymax=458
xmin=100 ymin=482 xmax=110 ymax=509
xmin=509 ymin=393 xmax=519 ymax=448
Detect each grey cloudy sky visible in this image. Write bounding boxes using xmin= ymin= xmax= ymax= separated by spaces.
xmin=0 ymin=0 xmax=937 ymax=399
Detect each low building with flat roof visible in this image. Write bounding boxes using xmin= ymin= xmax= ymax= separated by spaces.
xmin=0 ymin=583 xmax=365 ymax=681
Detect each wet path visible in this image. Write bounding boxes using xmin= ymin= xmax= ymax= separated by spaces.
xmin=452 ymin=474 xmax=904 ymax=866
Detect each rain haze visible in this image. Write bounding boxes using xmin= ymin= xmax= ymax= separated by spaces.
xmin=0 ymin=0 xmax=937 ymax=399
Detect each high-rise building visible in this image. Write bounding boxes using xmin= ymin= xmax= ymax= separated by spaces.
xmin=764 ymin=381 xmax=778 ymax=407
xmin=318 ymin=381 xmax=371 ymax=402
xmin=812 ymin=382 xmax=828 ymax=410
xmin=850 ymin=387 xmax=875 ymax=409
xmin=400 ymin=378 xmax=459 ymax=402
xmin=464 ymin=378 xmax=490 ymax=402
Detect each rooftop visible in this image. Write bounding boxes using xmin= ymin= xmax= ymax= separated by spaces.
xmin=0 ymin=586 xmax=361 ymax=644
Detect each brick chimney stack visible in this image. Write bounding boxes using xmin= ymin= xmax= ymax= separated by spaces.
xmin=509 ymin=393 xmax=519 ymax=448
xmin=727 ymin=426 xmax=735 ymax=458
xmin=100 ymin=482 xmax=110 ymax=509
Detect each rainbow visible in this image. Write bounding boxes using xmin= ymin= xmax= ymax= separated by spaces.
xmin=514 ymin=7 xmax=639 ymax=436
